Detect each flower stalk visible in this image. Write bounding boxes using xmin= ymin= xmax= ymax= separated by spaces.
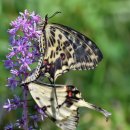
xmin=3 ymin=10 xmax=45 ymax=130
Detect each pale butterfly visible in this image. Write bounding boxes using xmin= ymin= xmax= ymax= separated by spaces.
xmin=28 ymin=81 xmax=111 ymax=130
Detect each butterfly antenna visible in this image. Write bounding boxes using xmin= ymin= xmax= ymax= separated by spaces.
xmin=48 ymin=11 xmax=61 ymax=19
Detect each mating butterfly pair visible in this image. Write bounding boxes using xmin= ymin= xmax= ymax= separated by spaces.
xmin=22 ymin=12 xmax=111 ymax=130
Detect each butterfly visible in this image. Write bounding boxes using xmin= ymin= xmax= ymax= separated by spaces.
xmin=28 ymin=81 xmax=111 ymax=130
xmin=22 ymin=12 xmax=103 ymax=85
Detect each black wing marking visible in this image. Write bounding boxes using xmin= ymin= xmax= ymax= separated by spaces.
xmin=52 ymin=23 xmax=103 ymax=62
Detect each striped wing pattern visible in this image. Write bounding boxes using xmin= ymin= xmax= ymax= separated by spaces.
xmin=22 ymin=23 xmax=103 ymax=84
xmin=28 ymin=82 xmax=111 ymax=130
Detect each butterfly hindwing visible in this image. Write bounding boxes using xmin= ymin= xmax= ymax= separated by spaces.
xmin=28 ymin=83 xmax=78 ymax=121
xmin=28 ymin=82 xmax=80 ymax=130
xmin=28 ymin=82 xmax=111 ymax=130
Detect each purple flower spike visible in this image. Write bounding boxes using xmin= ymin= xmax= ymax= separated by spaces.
xmin=4 ymin=10 xmax=46 ymax=130
xmin=5 ymin=10 xmax=42 ymax=87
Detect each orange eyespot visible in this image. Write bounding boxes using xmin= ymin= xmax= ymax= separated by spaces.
xmin=68 ymin=91 xmax=72 ymax=97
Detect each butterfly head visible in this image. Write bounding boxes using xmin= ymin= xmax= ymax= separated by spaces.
xmin=41 ymin=12 xmax=61 ymax=31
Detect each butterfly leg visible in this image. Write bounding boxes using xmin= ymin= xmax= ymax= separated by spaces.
xmin=21 ymin=55 xmax=44 ymax=85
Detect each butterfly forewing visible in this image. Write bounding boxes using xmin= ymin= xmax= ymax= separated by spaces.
xmin=22 ymin=22 xmax=103 ymax=84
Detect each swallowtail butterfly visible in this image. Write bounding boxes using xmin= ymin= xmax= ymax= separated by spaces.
xmin=28 ymin=82 xmax=111 ymax=130
xmin=22 ymin=12 xmax=103 ymax=84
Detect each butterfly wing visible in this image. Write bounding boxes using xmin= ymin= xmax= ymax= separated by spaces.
xmin=22 ymin=23 xmax=103 ymax=84
xmin=28 ymin=83 xmax=78 ymax=121
xmin=55 ymin=110 xmax=79 ymax=130
xmin=40 ymin=23 xmax=103 ymax=81
xmin=28 ymin=82 xmax=111 ymax=129
xmin=28 ymin=82 xmax=80 ymax=130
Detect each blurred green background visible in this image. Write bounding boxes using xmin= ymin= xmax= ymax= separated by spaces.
xmin=0 ymin=0 xmax=130 ymax=130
